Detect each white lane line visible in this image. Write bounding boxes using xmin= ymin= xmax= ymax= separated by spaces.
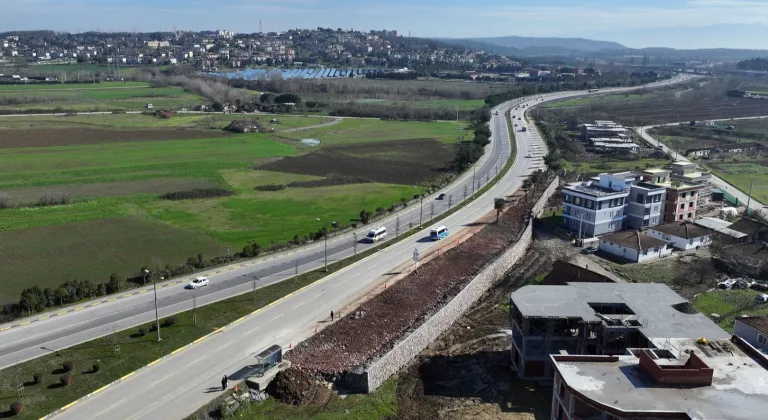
xmin=314 ymin=291 xmax=326 ymax=299
xmin=268 ymin=313 xmax=283 ymax=323
xmin=215 ymin=341 xmax=234 ymax=352
xmin=247 ymin=325 xmax=262 ymax=334
xmin=150 ymin=373 xmax=175 ymax=387
xmin=293 ymin=299 xmax=310 ymax=309
xmin=95 ymin=399 xmax=126 ymax=418
xmin=189 ymin=355 xmax=207 ymax=365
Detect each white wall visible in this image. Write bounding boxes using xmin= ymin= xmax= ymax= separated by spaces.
xmin=637 ymin=244 xmax=672 ymax=262
xmin=599 ymin=240 xmax=671 ymax=263
xmin=647 ymin=230 xmax=711 ymax=251
xmin=734 ymin=320 xmax=768 ymax=352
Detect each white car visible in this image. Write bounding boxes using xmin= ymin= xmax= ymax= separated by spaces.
xmin=188 ymin=277 xmax=209 ymax=289
xmin=525 ymin=154 xmax=532 ymax=158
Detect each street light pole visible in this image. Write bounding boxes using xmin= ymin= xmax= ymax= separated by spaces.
xmin=317 ymin=218 xmax=328 ymax=272
xmin=353 ymin=232 xmax=357 ymax=258
xmin=473 ymin=166 xmax=477 ymax=194
xmin=252 ymin=275 xmax=258 ymax=302
xmin=419 ymin=196 xmax=423 ymax=227
xmin=145 ymin=269 xmax=161 ymax=342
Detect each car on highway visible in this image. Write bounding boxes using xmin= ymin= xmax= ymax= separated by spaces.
xmin=518 ymin=117 xmax=522 ymax=120
xmin=365 ymin=226 xmax=387 ymax=243
xmin=429 ymin=225 xmax=449 ymax=241
xmin=187 ymin=277 xmax=210 ymax=289
xmin=525 ymin=153 xmax=532 ymax=158
xmin=437 ymin=193 xmax=446 ymax=200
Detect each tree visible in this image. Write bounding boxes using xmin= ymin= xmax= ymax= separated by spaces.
xmin=494 ymin=198 xmax=505 ymax=223
xmin=211 ymin=102 xmax=224 ymax=112
xmin=274 ymin=93 xmax=302 ymax=105
xmin=521 ymin=179 xmax=533 ymax=202
xmin=259 ymin=92 xmax=275 ymax=105
xmin=359 ymin=209 xmax=371 ymax=224
xmin=106 ymin=273 xmax=124 ymax=294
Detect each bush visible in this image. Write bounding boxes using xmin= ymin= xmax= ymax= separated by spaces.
xmin=38 ymin=191 xmax=70 ymax=207
xmin=138 ymin=327 xmax=148 ymax=336
xmin=33 ymin=373 xmax=43 ymax=385
xmin=60 ymin=374 xmax=72 ymax=386
xmin=92 ymin=362 xmax=101 ymax=373
xmin=254 ymin=184 xmax=286 ymax=191
xmin=241 ymin=243 xmax=262 ymax=258
xmin=0 ymin=192 xmax=12 ymax=209
xmin=161 ymin=188 xmax=234 ymax=201
xmin=163 ymin=316 xmax=178 ymax=327
xmin=10 ymin=401 xmax=22 ymax=415
xmin=151 ymin=322 xmax=158 ymax=331
xmin=63 ymin=361 xmax=74 ymax=373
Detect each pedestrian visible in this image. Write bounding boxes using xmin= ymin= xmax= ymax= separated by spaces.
xmin=221 ymin=375 xmax=228 ymax=391
xmin=330 ymin=310 xmax=334 ymax=321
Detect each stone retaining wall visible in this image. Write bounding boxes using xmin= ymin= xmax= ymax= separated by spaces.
xmin=361 ymin=177 xmax=559 ymax=393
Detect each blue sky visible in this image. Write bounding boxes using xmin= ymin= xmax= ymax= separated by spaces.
xmin=1 ymin=0 xmax=767 ymax=49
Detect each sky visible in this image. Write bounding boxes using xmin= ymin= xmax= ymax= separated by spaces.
xmin=1 ymin=0 xmax=767 ymax=49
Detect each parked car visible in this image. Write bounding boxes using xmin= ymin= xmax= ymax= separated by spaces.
xmin=187 ymin=277 xmax=210 ymax=289
xmin=582 ymin=246 xmax=598 ymax=254
xmin=437 ymin=193 xmax=446 ymax=200
xmin=525 ymin=154 xmax=532 ymax=158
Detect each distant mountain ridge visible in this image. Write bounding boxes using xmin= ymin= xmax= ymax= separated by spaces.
xmin=471 ymin=36 xmax=626 ymax=52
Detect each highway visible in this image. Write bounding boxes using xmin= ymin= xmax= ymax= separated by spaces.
xmin=32 ymin=75 xmax=691 ymax=420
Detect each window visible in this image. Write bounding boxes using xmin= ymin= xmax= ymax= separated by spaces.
xmin=637 ymin=194 xmax=645 ymax=204
xmin=759 ymin=333 xmax=768 ymax=345
xmin=586 ymin=200 xmax=594 ymax=209
xmin=679 ymin=214 xmax=684 ymax=221
xmin=654 ymin=246 xmax=660 ymax=253
xmin=644 ymin=208 xmax=651 ymax=216
xmin=689 ymin=238 xmax=694 ymax=245
xmin=574 ymin=197 xmax=582 ymax=206
xmin=654 ymin=194 xmax=661 ymax=203
xmin=643 ymin=220 xmax=650 ymax=227
xmin=610 ymin=211 xmax=614 ymax=218
xmin=564 ymin=195 xmax=571 ymax=203
xmin=680 ymin=203 xmax=685 ymax=210
xmin=689 ymin=202 xmax=694 ymax=208
xmin=688 ymin=213 xmax=693 ymax=219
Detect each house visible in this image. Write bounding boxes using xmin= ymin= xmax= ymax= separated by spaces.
xmin=711 ymin=142 xmax=762 ymax=156
xmin=684 ymin=146 xmax=711 ymax=158
xmin=508 ymin=282 xmax=729 ymax=379
xmin=625 ymin=179 xmax=666 ymax=229
xmin=694 ymin=216 xmax=748 ymax=241
xmin=224 ymin=119 xmax=262 ymax=133
xmin=734 ymin=316 xmax=768 ymax=352
xmin=598 ymin=230 xmax=671 ymax=262
xmin=549 ymin=336 xmax=768 ymax=420
xmin=667 ymin=161 xmax=712 ymax=184
xmin=729 ymin=217 xmax=768 ymax=241
xmin=647 ymin=221 xmax=714 ymax=250
xmin=540 ymin=260 xmax=617 ymax=285
xmin=640 ymin=168 xmax=706 ymax=223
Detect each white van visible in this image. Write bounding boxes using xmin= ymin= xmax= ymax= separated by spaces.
xmin=365 ymin=227 xmax=387 ymax=243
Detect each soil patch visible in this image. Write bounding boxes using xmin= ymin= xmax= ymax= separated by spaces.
xmin=0 ymin=128 xmax=230 ymax=148
xmin=260 ymin=139 xmax=455 ymax=185
xmin=288 ymin=180 xmax=552 ymax=379
xmin=265 ymin=369 xmax=331 ymax=406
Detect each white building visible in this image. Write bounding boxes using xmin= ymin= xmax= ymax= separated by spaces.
xmin=647 ymin=221 xmax=714 ymax=251
xmin=599 ymin=231 xmax=672 ymax=263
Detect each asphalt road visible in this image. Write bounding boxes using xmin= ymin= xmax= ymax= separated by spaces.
xmin=35 ymin=75 xmax=693 ymax=420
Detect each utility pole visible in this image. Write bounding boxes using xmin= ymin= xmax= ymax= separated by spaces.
xmin=252 ymin=275 xmax=258 ymax=302
xmin=353 ymin=232 xmax=358 ymax=257
xmin=149 ymin=269 xmax=161 ymax=342
xmin=419 ymin=196 xmax=423 ymax=227
xmin=464 ymin=184 xmax=468 ymax=201
xmin=430 ymin=202 xmax=434 ymax=222
xmin=193 ymin=288 xmax=197 ymax=326
xmin=472 ymin=166 xmax=477 ymax=194
xmin=448 ymin=194 xmax=453 ymax=209
xmin=396 ymin=215 xmax=400 ymax=237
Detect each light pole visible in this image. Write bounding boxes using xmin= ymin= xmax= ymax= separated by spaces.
xmin=472 ymin=166 xmax=477 ymax=194
xmin=316 ymin=218 xmax=328 ymax=272
xmin=192 ymin=288 xmax=197 ymax=326
xmin=145 ymin=269 xmax=161 ymax=342
xmin=577 ymin=214 xmax=583 ymax=246
xmin=419 ymin=195 xmax=424 ymax=227
xmin=252 ymin=275 xmax=259 ymax=302
xmin=353 ymin=232 xmax=358 ymax=258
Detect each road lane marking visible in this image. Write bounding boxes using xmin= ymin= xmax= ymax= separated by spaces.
xmin=95 ymin=399 xmax=126 ymax=418
xmin=190 ymin=355 xmax=207 ymax=365
xmin=215 ymin=341 xmax=234 ymax=352
xmin=150 ymin=373 xmax=175 ymax=387
xmin=293 ymin=299 xmax=310 ymax=309
xmin=39 ymin=316 xmax=49 ymax=320
xmin=268 ymin=313 xmax=283 ymax=323
xmin=138 ymin=289 xmax=148 ymax=293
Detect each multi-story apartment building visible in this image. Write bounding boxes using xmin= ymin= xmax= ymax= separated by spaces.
xmin=639 ymin=168 xmax=705 ymax=223
xmin=625 ymin=180 xmax=666 ymax=229
xmin=562 ymin=173 xmax=632 ymax=237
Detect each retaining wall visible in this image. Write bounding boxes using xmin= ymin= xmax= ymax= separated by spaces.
xmin=361 ymin=177 xmax=559 ymax=392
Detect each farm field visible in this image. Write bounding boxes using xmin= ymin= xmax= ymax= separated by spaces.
xmin=545 ymin=91 xmax=662 ymax=109
xmin=356 ymin=98 xmax=484 ymax=110
xmin=692 ymin=289 xmax=768 ymax=332
xmin=0 ymin=113 xmax=463 ymax=303
xmin=0 ymin=82 xmax=204 ymax=112
xmin=0 ymin=62 xmax=147 ymax=77
xmin=707 ymin=161 xmax=768 ymax=204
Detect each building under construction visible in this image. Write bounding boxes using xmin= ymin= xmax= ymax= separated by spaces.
xmin=508 ymin=282 xmax=729 ymax=379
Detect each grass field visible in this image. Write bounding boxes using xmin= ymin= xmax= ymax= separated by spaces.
xmin=707 ymin=161 xmax=768 ymax=204
xmin=0 ymin=63 xmax=147 ymax=77
xmin=356 ymin=98 xmax=484 ymax=110
xmin=692 ymin=289 xmax=768 ymax=332
xmin=570 ymin=158 xmax=672 ymax=176
xmin=0 ymin=113 xmax=463 ymax=303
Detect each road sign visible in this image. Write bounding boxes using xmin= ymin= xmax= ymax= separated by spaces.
xmin=413 ymin=249 xmax=419 ymax=263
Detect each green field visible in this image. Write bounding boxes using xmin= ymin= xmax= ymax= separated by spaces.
xmin=356 ymin=98 xmax=484 ymax=110
xmin=0 ymin=63 xmax=147 ymax=77
xmin=570 ymin=158 xmax=672 ymax=176
xmin=692 ymin=289 xmax=768 ymax=332
xmin=0 ymin=82 xmax=204 ymax=112
xmin=0 ymin=113 xmax=461 ymax=303
xmin=707 ymin=161 xmax=768 ymax=204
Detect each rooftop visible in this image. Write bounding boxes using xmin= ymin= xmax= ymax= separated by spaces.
xmin=730 ymin=217 xmax=768 ymax=237
xmin=694 ymin=217 xmax=747 ymax=239
xmin=564 ymin=182 xmax=630 ymax=198
xmin=635 ymin=181 xmax=666 ymax=190
xmin=511 ymin=283 xmax=730 ymax=340
xmin=649 ymin=221 xmax=713 ymax=239
xmin=643 ymin=168 xmax=670 ymax=174
xmin=541 ymin=260 xmax=617 ymax=286
xmin=600 ymin=230 xmax=669 ymax=250
xmin=552 ymin=337 xmax=768 ymax=420
xmin=737 ymin=316 xmax=768 ymax=335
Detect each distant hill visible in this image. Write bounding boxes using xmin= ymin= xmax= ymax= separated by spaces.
xmin=471 ymin=36 xmax=626 ymax=52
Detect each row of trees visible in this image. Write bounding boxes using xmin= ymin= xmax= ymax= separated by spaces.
xmin=454 ymin=105 xmax=492 ymax=170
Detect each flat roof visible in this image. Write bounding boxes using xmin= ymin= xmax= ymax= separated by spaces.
xmin=643 ymin=168 xmax=669 ymax=174
xmin=600 ymin=230 xmax=668 ymax=250
xmin=563 ymin=182 xmax=629 ymax=198
xmin=510 ymin=283 xmax=730 ymax=340
xmin=694 ymin=217 xmax=747 ymax=239
xmin=552 ymin=338 xmax=768 ymax=420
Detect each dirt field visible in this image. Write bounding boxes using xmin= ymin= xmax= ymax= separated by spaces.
xmin=288 ymin=180 xmax=548 ymax=380
xmin=260 ymin=139 xmax=455 ymax=185
xmin=0 ymin=127 xmax=230 ymax=148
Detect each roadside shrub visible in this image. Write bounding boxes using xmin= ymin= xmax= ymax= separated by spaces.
xmin=60 ymin=374 xmax=72 ymax=386
xmin=163 ymin=316 xmax=178 ymax=327
xmin=92 ymin=362 xmax=101 ymax=373
xmin=33 ymin=373 xmax=43 ymax=384
xmin=138 ymin=327 xmax=148 ymax=336
xmin=241 ymin=243 xmax=262 ymax=258
xmin=151 ymin=322 xmax=158 ymax=331
xmin=254 ymin=184 xmax=286 ymax=191
xmin=63 ymin=361 xmax=74 ymax=373
xmin=161 ymin=188 xmax=234 ymax=201
xmin=375 ymin=207 xmax=385 ymax=216
xmin=10 ymin=401 xmax=22 ymax=415
xmin=38 ymin=191 xmax=70 ymax=207
xmin=0 ymin=193 xmax=12 ymax=209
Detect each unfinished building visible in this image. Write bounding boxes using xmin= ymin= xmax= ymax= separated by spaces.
xmin=508 ymin=282 xmax=729 ymax=379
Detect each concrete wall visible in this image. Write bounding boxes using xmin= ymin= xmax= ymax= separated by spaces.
xmin=361 ymin=177 xmax=559 ymax=393
xmin=734 ymin=321 xmax=768 ymax=351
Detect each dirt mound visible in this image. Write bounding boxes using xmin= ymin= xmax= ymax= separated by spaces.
xmin=265 ymin=368 xmax=331 ymax=406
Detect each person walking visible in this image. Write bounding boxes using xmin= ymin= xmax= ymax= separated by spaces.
xmin=221 ymin=375 xmax=228 ymax=391
xmin=330 ymin=310 xmax=334 ymax=321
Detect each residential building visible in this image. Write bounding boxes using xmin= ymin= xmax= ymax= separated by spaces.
xmin=711 ymin=142 xmax=762 ymax=156
xmin=647 ymin=221 xmax=714 ymax=250
xmin=508 ymin=282 xmax=729 ymax=379
xmin=641 ymin=169 xmax=706 ymax=223
xmin=598 ymin=230 xmax=672 ymax=262
xmin=562 ymin=173 xmax=632 ymax=237
xmin=729 ymin=217 xmax=768 ymax=241
xmin=684 ymin=146 xmax=711 ymax=158
xmin=549 ymin=336 xmax=768 ymax=420
xmin=734 ymin=316 xmax=768 ymax=352
xmin=581 ymin=120 xmax=628 ymax=140
xmin=625 ymin=179 xmax=666 ymax=229
xmin=667 ymin=161 xmax=712 ymax=184
xmin=694 ymin=216 xmax=748 ymax=241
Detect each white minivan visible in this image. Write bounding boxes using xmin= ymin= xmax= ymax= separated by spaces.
xmin=365 ymin=227 xmax=387 ymax=243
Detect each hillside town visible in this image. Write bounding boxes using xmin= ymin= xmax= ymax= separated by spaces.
xmin=0 ymin=28 xmax=520 ymax=71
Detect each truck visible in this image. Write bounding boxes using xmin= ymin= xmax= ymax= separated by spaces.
xmin=521 ymin=127 xmax=527 ymax=132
